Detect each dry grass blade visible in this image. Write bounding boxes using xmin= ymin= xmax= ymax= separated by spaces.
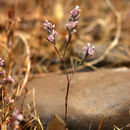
xmin=0 ymin=42 xmax=9 ymax=52
xmin=1 ymin=122 xmax=7 ymax=130
xmin=88 ymin=117 xmax=95 ymax=130
xmin=32 ymin=88 xmax=37 ymax=117
xmin=113 ymin=124 xmax=121 ymax=130
xmin=21 ymin=119 xmax=35 ymax=129
xmin=88 ymin=0 xmax=121 ymax=65
xmin=15 ymin=34 xmax=31 ymax=96
xmin=26 ymin=88 xmax=44 ymax=130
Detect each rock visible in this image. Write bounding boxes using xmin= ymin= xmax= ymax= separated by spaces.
xmin=24 ymin=69 xmax=130 ymax=130
xmin=47 ymin=114 xmax=68 ymax=130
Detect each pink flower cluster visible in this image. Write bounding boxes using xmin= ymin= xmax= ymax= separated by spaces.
xmin=44 ymin=20 xmax=57 ymax=43
xmin=66 ymin=5 xmax=81 ymax=34
xmin=6 ymin=109 xmax=23 ymax=129
xmin=82 ymin=43 xmax=95 ymax=59
xmin=0 ymin=76 xmax=14 ymax=84
xmin=0 ymin=58 xmax=14 ymax=84
xmin=0 ymin=58 xmax=5 ymax=74
xmin=12 ymin=109 xmax=23 ymax=129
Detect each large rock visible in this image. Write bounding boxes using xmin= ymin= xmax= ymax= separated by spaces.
xmin=25 ymin=68 xmax=130 ymax=130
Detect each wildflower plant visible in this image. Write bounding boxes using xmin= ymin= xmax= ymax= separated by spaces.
xmin=44 ymin=5 xmax=95 ymax=130
xmin=0 ymin=58 xmax=24 ymax=129
xmin=0 ymin=4 xmax=24 ymax=129
xmin=0 ymin=0 xmax=42 ymax=129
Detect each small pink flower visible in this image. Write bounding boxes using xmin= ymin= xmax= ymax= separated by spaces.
xmin=52 ymin=30 xmax=57 ymax=36
xmin=8 ymin=41 xmax=12 ymax=46
xmin=14 ymin=120 xmax=19 ymax=125
xmin=12 ymin=109 xmax=23 ymax=121
xmin=12 ymin=109 xmax=19 ymax=117
xmin=16 ymin=114 xmax=23 ymax=121
xmin=9 ymin=99 xmax=14 ymax=104
xmin=0 ymin=70 xmax=5 ymax=75
xmin=83 ymin=43 xmax=90 ymax=51
xmin=7 ymin=76 xmax=14 ymax=83
xmin=44 ymin=20 xmax=55 ymax=32
xmin=13 ymin=120 xmax=20 ymax=129
xmin=71 ymin=29 xmax=76 ymax=34
xmin=66 ymin=21 xmax=78 ymax=30
xmin=44 ymin=20 xmax=49 ymax=27
xmin=65 ymin=35 xmax=69 ymax=42
xmin=82 ymin=43 xmax=95 ymax=59
xmin=88 ymin=47 xmax=95 ymax=56
xmin=0 ymin=58 xmax=4 ymax=66
xmin=48 ymin=35 xmax=55 ymax=42
xmin=70 ymin=5 xmax=81 ymax=16
xmin=4 ymin=95 xmax=14 ymax=105
xmin=0 ymin=78 xmax=6 ymax=84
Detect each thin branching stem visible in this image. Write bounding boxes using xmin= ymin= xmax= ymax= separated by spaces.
xmin=63 ymin=32 xmax=72 ymax=58
xmin=65 ymin=79 xmax=70 ymax=130
xmin=53 ymin=44 xmax=70 ymax=130
xmin=7 ymin=0 xmax=17 ymax=77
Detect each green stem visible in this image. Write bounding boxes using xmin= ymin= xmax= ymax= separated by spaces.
xmin=63 ymin=32 xmax=72 ymax=58
xmin=65 ymin=79 xmax=70 ymax=130
xmin=70 ymin=60 xmax=85 ymax=81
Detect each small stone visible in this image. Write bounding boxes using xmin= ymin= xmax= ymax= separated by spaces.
xmin=47 ymin=114 xmax=68 ymax=130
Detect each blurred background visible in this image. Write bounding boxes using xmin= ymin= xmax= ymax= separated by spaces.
xmin=0 ymin=0 xmax=130 ymax=76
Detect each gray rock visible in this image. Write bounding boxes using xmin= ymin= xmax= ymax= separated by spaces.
xmin=24 ymin=69 xmax=130 ymax=130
